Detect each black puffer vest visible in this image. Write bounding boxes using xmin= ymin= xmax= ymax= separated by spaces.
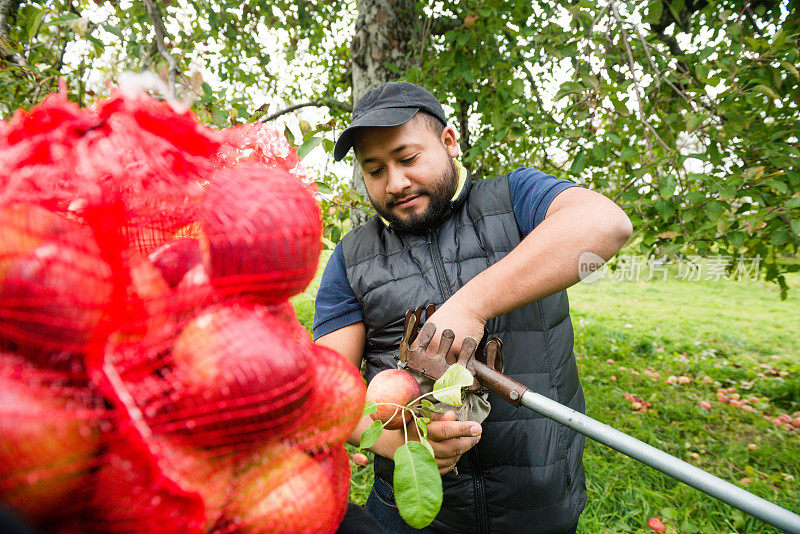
xmin=341 ymin=172 xmax=586 ymax=533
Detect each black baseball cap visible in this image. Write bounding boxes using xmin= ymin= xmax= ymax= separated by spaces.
xmin=333 ymin=81 xmax=447 ymax=161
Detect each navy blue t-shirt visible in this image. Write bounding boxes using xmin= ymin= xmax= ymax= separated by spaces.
xmin=312 ymin=167 xmax=577 ymax=339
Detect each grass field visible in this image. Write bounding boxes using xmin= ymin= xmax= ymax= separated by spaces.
xmin=292 ymin=254 xmax=800 ymax=533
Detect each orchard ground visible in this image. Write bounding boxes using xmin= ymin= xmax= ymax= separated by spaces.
xmin=292 ymin=254 xmax=800 ymax=533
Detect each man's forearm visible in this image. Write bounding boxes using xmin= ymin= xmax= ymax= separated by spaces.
xmin=456 ymin=190 xmax=632 ymax=321
xmin=347 ymin=415 xmax=404 ymax=459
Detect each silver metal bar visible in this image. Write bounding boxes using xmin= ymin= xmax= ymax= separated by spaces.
xmin=520 ymin=389 xmax=800 ymax=534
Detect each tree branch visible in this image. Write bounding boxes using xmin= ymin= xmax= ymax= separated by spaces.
xmin=0 ymin=0 xmax=26 ymax=68
xmin=259 ymin=100 xmax=352 ymax=123
xmin=456 ymin=98 xmax=470 ymax=155
xmin=142 ymin=0 xmax=179 ymax=100
xmin=609 ymin=0 xmax=671 ymax=161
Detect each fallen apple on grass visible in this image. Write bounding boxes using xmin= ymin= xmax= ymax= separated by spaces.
xmin=352 ymin=452 xmax=369 ymax=466
xmin=647 ymin=516 xmax=666 ymax=532
xmin=365 ymin=368 xmax=421 ymax=430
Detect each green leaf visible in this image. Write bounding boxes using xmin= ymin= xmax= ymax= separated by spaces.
xmin=393 ymin=442 xmax=443 ymax=529
xmin=569 ymin=150 xmax=586 ymax=175
xmin=322 ymin=138 xmax=335 ymax=153
xmin=660 ymin=175 xmax=677 ymax=200
xmin=419 ymin=436 xmax=435 ymax=458
xmin=753 ymin=84 xmax=779 ymax=101
xmin=362 ymin=402 xmax=377 ymax=417
xmin=359 ymin=420 xmax=383 ymax=449
xmin=646 ymin=0 xmax=663 ymax=24
xmin=27 ymin=8 xmax=47 ymax=41
xmin=415 ymin=417 xmax=428 ymax=440
xmin=433 ymin=364 xmax=474 ymax=406
xmin=784 ymin=196 xmax=800 ymax=209
xmin=297 ymin=136 xmax=322 ymax=159
xmin=316 ymin=181 xmax=332 ymax=195
xmin=781 ymin=61 xmax=800 ymax=81
xmin=102 ymin=23 xmax=123 ymax=38
xmin=420 ymin=399 xmax=437 ymax=411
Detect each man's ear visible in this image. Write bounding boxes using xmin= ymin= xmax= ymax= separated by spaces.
xmin=441 ymin=125 xmax=459 ymax=158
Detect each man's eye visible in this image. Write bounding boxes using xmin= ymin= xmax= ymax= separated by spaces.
xmin=368 ymin=168 xmax=383 ymax=177
xmin=400 ymin=155 xmax=418 ymax=164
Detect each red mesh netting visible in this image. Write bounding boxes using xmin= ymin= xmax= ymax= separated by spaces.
xmin=0 ymin=91 xmax=365 ymax=533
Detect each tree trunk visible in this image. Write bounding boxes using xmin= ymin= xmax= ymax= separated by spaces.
xmin=348 ymin=0 xmax=418 ymax=228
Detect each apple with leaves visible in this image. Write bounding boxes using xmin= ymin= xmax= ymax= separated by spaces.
xmin=365 ymin=368 xmax=421 ymax=430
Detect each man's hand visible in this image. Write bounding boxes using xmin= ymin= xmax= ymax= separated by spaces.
xmin=410 ymin=410 xmax=481 ymax=474
xmin=422 ymin=295 xmax=486 ymax=361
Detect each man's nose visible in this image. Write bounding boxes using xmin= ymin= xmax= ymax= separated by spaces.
xmin=385 ymin=167 xmax=412 ymax=195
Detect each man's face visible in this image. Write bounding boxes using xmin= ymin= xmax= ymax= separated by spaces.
xmin=354 ymin=115 xmax=460 ymax=234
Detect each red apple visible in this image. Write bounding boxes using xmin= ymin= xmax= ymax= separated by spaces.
xmin=90 ymin=433 xmax=206 ymax=534
xmin=315 ymin=445 xmax=350 ymax=529
xmin=109 ymin=256 xmax=173 ymax=351
xmin=198 ymin=164 xmax=322 ymax=304
xmin=147 ymin=238 xmax=202 ymax=288
xmin=0 ymin=371 xmax=102 ymax=525
xmin=173 ymin=263 xmax=216 ymax=323
xmin=229 ymin=443 xmax=337 ymax=534
xmin=154 ymin=438 xmax=235 ymax=532
xmin=647 ymin=517 xmax=666 ymax=532
xmin=147 ymin=301 xmax=313 ymax=447
xmin=352 ymin=452 xmax=369 ymax=466
xmin=0 ymin=240 xmax=112 ymax=361
xmin=289 ymin=344 xmax=366 ymax=453
xmin=0 ymin=203 xmax=84 ymax=277
xmin=365 ymin=369 xmax=421 ymax=430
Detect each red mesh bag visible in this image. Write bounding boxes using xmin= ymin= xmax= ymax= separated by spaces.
xmin=0 ymin=90 xmax=364 ymax=533
xmin=198 ymin=164 xmax=322 ymax=304
xmin=0 ymin=355 xmax=109 ymax=528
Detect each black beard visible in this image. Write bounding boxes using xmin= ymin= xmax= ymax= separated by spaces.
xmin=371 ymin=159 xmax=459 ymax=234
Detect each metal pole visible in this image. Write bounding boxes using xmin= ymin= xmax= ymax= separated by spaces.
xmin=520 ymin=390 xmax=800 ymax=534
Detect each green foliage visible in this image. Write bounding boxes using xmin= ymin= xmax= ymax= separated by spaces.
xmin=2 ymin=0 xmax=797 ymax=287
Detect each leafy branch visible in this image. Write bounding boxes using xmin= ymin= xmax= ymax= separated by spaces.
xmin=259 ymin=99 xmax=352 ymax=122
xmin=142 ymin=0 xmax=179 ymax=100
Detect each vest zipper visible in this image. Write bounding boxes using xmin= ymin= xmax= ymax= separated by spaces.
xmin=428 ymin=230 xmax=450 ymax=302
xmin=467 ymin=449 xmax=489 ymax=533
xmin=428 ymin=230 xmax=489 ymax=533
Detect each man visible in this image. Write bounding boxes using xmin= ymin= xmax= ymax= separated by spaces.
xmin=314 ymin=81 xmax=632 ymax=533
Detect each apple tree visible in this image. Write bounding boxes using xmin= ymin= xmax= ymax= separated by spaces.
xmin=1 ymin=0 xmax=797 ymax=294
